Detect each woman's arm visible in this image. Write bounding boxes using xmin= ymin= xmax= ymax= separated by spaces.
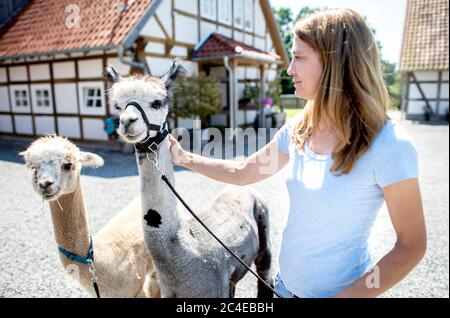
xmin=168 ymin=134 xmax=290 ymax=186
xmin=335 ymin=178 xmax=427 ymax=298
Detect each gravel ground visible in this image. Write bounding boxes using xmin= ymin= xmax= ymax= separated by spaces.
xmin=0 ymin=114 xmax=448 ymax=298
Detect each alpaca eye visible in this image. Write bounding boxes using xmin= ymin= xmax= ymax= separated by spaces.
xmin=113 ymin=103 xmax=121 ymax=111
xmin=63 ymin=163 xmax=73 ymax=170
xmin=150 ymin=100 xmax=162 ymax=109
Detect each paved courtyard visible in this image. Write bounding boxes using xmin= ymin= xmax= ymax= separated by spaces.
xmin=0 ymin=115 xmax=448 ymax=298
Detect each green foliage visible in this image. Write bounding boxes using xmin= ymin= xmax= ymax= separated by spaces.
xmin=382 ymin=60 xmax=404 ymax=109
xmin=172 ymin=75 xmax=222 ymax=118
xmin=267 ymin=78 xmax=283 ymax=106
xmin=240 ymin=84 xmax=260 ymax=106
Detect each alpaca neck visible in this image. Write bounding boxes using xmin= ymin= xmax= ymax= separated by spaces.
xmin=49 ymin=178 xmax=91 ymax=261
xmin=136 ymin=137 xmax=182 ymax=248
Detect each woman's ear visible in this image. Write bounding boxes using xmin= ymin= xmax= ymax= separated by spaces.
xmin=79 ymin=151 xmax=104 ymax=168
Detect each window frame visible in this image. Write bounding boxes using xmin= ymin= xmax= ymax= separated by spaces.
xmin=78 ymin=82 xmax=105 ymax=115
xmin=218 ymin=0 xmax=232 ymax=25
xmin=244 ymin=0 xmax=254 ymax=32
xmin=10 ymin=84 xmax=31 ymax=113
xmin=31 ymin=84 xmax=53 ymax=114
xmin=200 ymin=0 xmax=217 ymax=21
xmin=234 ymin=0 xmax=243 ymax=28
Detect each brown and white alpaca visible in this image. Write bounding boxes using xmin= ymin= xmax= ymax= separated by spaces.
xmin=21 ymin=135 xmax=160 ymax=298
xmin=107 ymin=61 xmax=273 ymax=298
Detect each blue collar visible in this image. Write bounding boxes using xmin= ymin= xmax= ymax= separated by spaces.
xmin=58 ymin=238 xmax=94 ymax=264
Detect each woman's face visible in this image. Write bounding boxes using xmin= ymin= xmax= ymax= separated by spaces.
xmin=287 ymin=37 xmax=323 ymax=100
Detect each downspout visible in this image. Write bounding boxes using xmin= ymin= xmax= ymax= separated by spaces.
xmin=118 ymin=45 xmax=149 ymax=75
xmin=223 ymin=56 xmax=235 ymax=141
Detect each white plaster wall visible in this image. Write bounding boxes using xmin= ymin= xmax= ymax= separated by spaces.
xmin=254 ymin=1 xmax=266 ymax=37
xmin=237 ymin=67 xmax=246 ymax=80
xmin=147 ymin=57 xmax=176 ymax=76
xmin=254 ymin=37 xmax=265 ymax=51
xmin=244 ymin=33 xmax=253 ymax=46
xmin=442 ymin=71 xmax=449 ymax=80
xmin=57 ymin=117 xmax=80 ymax=138
xmin=0 ymin=115 xmax=13 ymax=133
xmin=53 ymin=61 xmax=76 ymax=79
xmin=154 ymin=0 xmax=173 ymax=37
xmin=174 ymin=0 xmax=198 ymax=15
xmin=29 ymin=64 xmax=50 ymax=81
xmin=0 ymin=86 xmax=10 ymax=112
xmin=9 ymin=66 xmax=28 ymax=81
xmin=175 ymin=13 xmax=199 ymax=44
xmin=145 ymin=42 xmax=166 ymax=54
xmin=54 ymin=83 xmax=78 ymax=114
xmin=35 ymin=116 xmax=56 ymax=135
xmin=170 ymin=46 xmax=188 ymax=57
xmin=414 ymin=71 xmax=438 ymax=81
xmin=200 ymin=21 xmax=217 ymax=41
xmin=441 ymin=83 xmax=449 ymax=98
xmin=77 ymin=59 xmax=103 ymax=78
xmin=0 ymin=68 xmax=8 ymax=82
xmin=234 ymin=31 xmax=244 ymax=42
xmin=407 ymin=100 xmax=438 ymax=115
xmin=217 ymin=26 xmax=232 ymax=38
xmin=140 ymin=16 xmax=166 ymax=39
xmin=82 ymin=118 xmax=108 ymax=140
xmin=409 ymin=83 xmax=437 ymax=99
xmin=14 ymin=115 xmax=33 ymax=134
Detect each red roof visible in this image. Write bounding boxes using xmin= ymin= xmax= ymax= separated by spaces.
xmin=0 ymin=0 xmax=153 ymax=59
xmin=193 ymin=33 xmax=280 ymax=63
xmin=400 ymin=0 xmax=449 ymax=71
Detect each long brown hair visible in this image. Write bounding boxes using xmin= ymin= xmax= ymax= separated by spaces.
xmin=291 ymin=9 xmax=389 ymax=174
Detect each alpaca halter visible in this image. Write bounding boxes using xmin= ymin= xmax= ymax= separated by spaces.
xmin=125 ymin=101 xmax=169 ymax=153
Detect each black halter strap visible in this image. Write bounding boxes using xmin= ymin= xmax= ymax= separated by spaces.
xmin=125 ymin=101 xmax=169 ymax=153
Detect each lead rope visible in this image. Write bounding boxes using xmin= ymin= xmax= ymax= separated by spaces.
xmin=146 ymin=151 xmax=283 ymax=298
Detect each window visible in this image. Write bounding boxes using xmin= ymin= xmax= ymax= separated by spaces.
xmin=218 ymin=0 xmax=232 ymax=25
xmin=14 ymin=89 xmax=28 ymax=107
xmin=244 ymin=0 xmax=253 ymax=31
xmin=234 ymin=0 xmax=243 ymax=28
xmin=83 ymin=87 xmax=102 ymax=108
xmin=35 ymin=89 xmax=50 ymax=107
xmin=201 ymin=0 xmax=216 ymax=20
xmin=31 ymin=84 xmax=53 ymax=114
xmin=78 ymin=82 xmax=105 ymax=115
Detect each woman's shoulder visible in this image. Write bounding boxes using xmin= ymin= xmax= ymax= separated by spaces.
xmin=370 ymin=119 xmax=417 ymax=155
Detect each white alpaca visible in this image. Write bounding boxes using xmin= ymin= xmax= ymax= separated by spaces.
xmin=107 ymin=61 xmax=273 ymax=298
xmin=21 ymin=135 xmax=160 ymax=298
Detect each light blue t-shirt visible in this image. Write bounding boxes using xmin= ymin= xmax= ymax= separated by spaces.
xmin=273 ymin=116 xmax=419 ymax=298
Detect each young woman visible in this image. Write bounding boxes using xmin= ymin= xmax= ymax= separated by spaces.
xmin=168 ymin=8 xmax=426 ymax=298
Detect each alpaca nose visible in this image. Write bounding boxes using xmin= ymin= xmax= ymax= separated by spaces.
xmin=120 ymin=116 xmax=138 ymax=129
xmin=39 ymin=179 xmax=54 ymax=190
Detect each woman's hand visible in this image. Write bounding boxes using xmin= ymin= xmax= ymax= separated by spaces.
xmin=168 ymin=134 xmax=187 ymax=166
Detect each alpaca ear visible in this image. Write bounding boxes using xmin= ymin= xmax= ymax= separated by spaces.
xmin=105 ymin=64 xmax=122 ymax=83
xmin=79 ymin=151 xmax=104 ymax=168
xmin=162 ymin=59 xmax=187 ymax=90
xmin=19 ymin=150 xmax=31 ymax=167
